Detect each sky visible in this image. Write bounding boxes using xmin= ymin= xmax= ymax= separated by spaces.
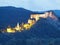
xmin=0 ymin=0 xmax=60 ymax=11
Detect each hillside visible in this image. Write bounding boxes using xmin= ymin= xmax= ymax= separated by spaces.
xmin=0 ymin=6 xmax=32 ymax=29
xmin=0 ymin=6 xmax=60 ymax=29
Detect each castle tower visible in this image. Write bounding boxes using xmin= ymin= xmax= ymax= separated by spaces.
xmin=30 ymin=14 xmax=40 ymax=21
xmin=28 ymin=19 xmax=35 ymax=24
xmin=45 ymin=12 xmax=49 ymax=18
xmin=17 ymin=22 xmax=20 ymax=28
xmin=14 ymin=22 xmax=21 ymax=31
xmin=49 ymin=11 xmax=53 ymax=17
xmin=49 ymin=11 xmax=58 ymax=20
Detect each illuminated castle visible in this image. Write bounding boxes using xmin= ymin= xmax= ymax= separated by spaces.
xmin=2 ymin=11 xmax=57 ymax=33
xmin=6 ymin=19 xmax=36 ymax=33
xmin=30 ymin=11 xmax=57 ymax=21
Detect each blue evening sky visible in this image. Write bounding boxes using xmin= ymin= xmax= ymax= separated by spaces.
xmin=0 ymin=0 xmax=60 ymax=11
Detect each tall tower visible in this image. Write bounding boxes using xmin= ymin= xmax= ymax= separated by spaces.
xmin=15 ymin=22 xmax=21 ymax=31
xmin=17 ymin=22 xmax=20 ymax=28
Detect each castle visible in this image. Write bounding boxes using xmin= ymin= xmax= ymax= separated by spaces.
xmin=31 ymin=11 xmax=57 ymax=21
xmin=6 ymin=19 xmax=36 ymax=33
xmin=2 ymin=11 xmax=57 ymax=33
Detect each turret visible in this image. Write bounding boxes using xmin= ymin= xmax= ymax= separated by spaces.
xmin=14 ymin=22 xmax=21 ymax=31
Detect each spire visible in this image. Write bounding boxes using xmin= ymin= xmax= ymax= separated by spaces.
xmin=17 ymin=22 xmax=20 ymax=28
xmin=14 ymin=22 xmax=21 ymax=31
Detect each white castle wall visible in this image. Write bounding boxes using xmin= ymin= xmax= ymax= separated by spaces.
xmin=30 ymin=12 xmax=57 ymax=21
